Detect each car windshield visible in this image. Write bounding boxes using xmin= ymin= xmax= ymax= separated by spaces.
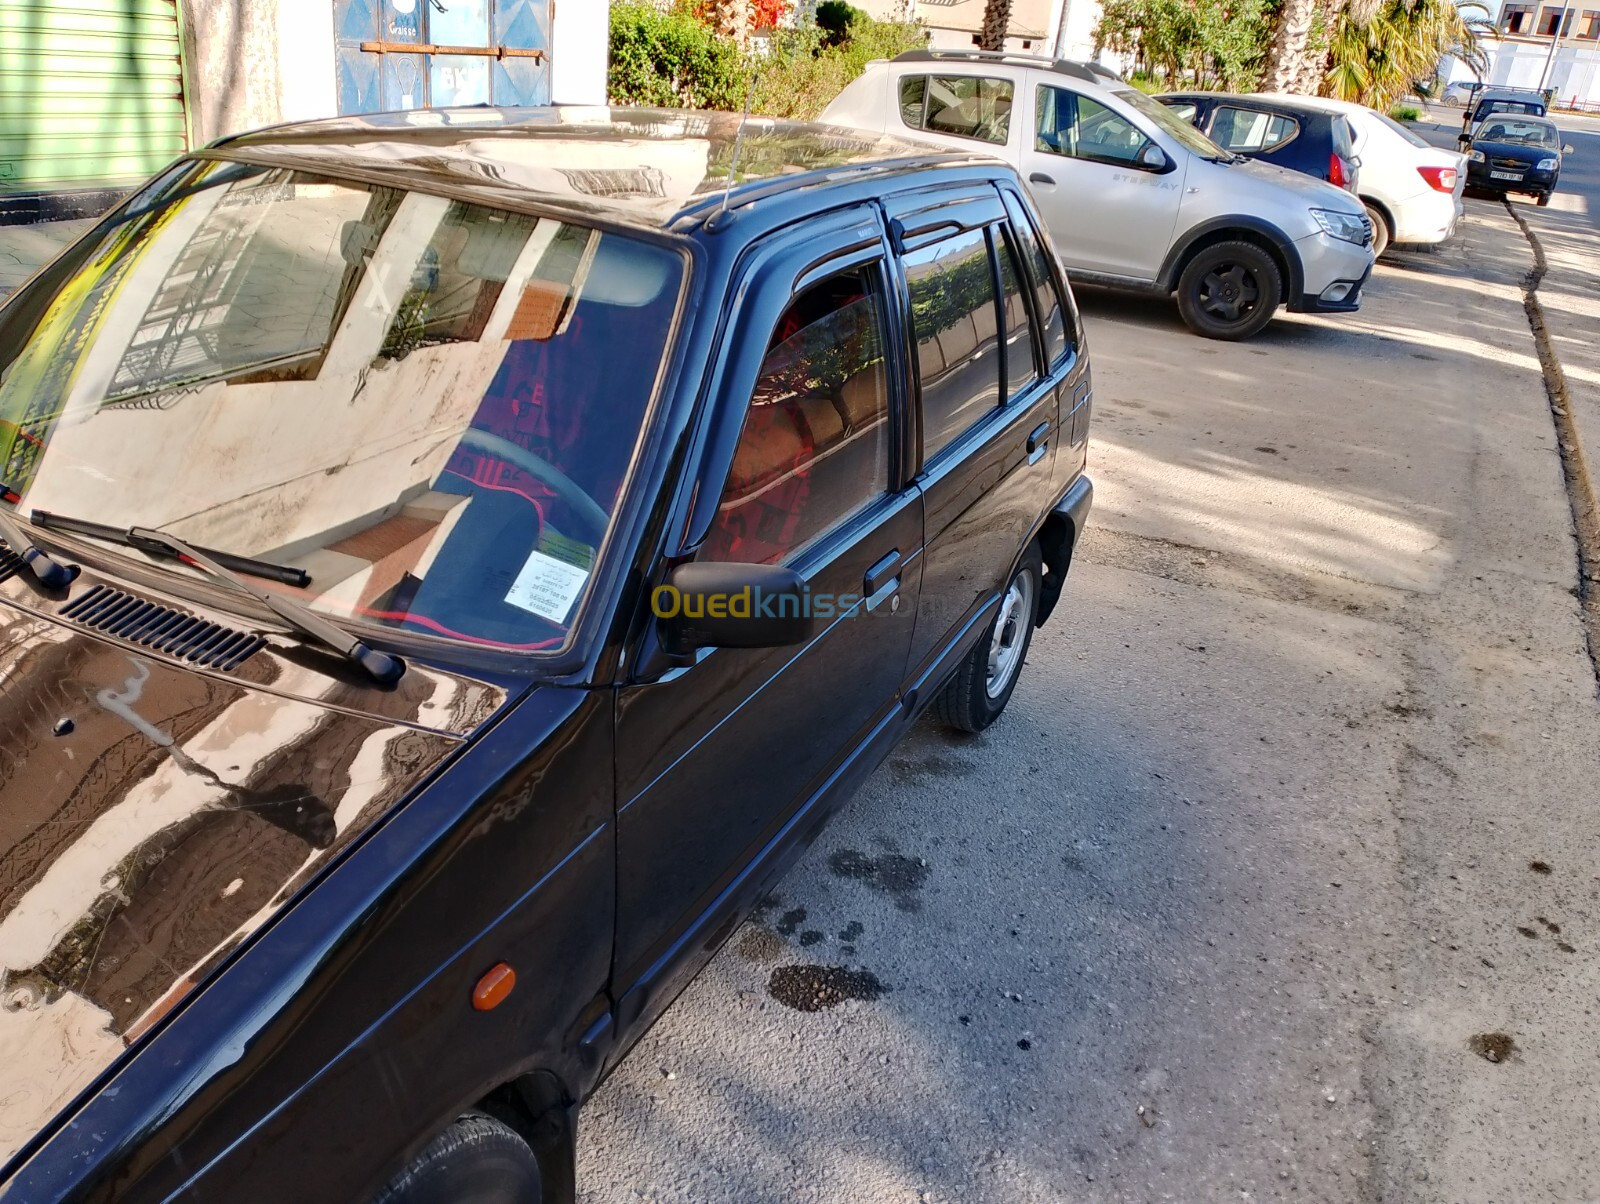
xmin=0 ymin=161 xmax=685 ymax=652
xmin=1120 ymin=88 xmax=1229 ymax=158
xmin=1374 ymin=112 xmax=1430 ymax=148
xmin=1479 ymin=120 xmax=1558 ymax=147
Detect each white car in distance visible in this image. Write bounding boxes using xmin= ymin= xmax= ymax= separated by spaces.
xmin=1258 ymin=94 xmax=1467 ymax=257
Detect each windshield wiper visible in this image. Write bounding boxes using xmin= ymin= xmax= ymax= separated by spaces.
xmin=0 ymin=505 xmax=74 ymax=589
xmin=31 ymin=511 xmax=311 ymax=588
xmin=34 ymin=515 xmax=405 ymax=685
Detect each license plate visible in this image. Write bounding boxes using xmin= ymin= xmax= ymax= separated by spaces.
xmin=1490 ymin=170 xmax=1523 ymax=181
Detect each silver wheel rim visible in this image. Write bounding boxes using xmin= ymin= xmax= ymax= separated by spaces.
xmin=986 ymin=568 xmax=1035 ymax=699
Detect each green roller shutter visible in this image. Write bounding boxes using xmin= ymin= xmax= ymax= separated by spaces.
xmin=0 ymin=0 xmax=187 ymax=196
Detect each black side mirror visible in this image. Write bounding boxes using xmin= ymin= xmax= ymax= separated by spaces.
xmin=656 ymin=562 xmax=813 ymax=652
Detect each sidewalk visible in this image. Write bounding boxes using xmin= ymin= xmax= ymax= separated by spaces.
xmin=0 ymin=219 xmax=96 ymax=300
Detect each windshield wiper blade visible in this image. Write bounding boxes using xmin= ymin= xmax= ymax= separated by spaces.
xmin=35 ymin=516 xmax=405 ymax=685
xmin=138 ymin=526 xmax=404 ymax=685
xmin=0 ymin=507 xmax=75 ymax=589
xmin=31 ymin=511 xmax=311 ymax=588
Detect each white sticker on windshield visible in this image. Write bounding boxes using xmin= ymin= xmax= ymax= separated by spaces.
xmin=505 ymin=549 xmax=589 ymax=623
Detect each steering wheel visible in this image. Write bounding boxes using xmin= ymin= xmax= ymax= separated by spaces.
xmin=456 ymin=428 xmax=611 ymax=546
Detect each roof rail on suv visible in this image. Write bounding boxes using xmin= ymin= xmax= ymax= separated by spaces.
xmin=889 ymin=49 xmax=1108 ymax=85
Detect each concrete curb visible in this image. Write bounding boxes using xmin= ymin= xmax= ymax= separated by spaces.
xmin=1506 ymin=199 xmax=1600 ymax=685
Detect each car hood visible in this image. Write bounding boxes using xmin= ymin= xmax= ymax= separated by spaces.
xmin=0 ymin=587 xmax=504 ymax=1169
xmin=1471 ymin=140 xmax=1557 ymax=164
xmin=1229 ymin=156 xmax=1365 ymax=216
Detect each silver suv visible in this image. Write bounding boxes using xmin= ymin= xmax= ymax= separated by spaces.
xmin=822 ymin=51 xmax=1377 ymax=340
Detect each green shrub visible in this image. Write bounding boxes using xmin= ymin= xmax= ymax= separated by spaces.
xmin=609 ymin=2 xmax=751 ymax=111
xmin=750 ymin=17 xmax=928 ymax=121
xmin=1390 ymin=103 xmax=1422 ymax=121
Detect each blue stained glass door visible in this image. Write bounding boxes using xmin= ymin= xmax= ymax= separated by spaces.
xmin=333 ymin=0 xmax=549 ymax=114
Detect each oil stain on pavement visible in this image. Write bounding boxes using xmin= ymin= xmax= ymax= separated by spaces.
xmin=828 ymin=848 xmax=930 ymax=912
xmin=767 ymin=964 xmax=886 ymax=1012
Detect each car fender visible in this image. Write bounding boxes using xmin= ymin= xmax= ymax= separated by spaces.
xmin=1157 ymin=215 xmax=1304 ymax=299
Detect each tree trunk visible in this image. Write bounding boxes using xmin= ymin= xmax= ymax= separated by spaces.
xmin=979 ymin=0 xmax=1013 ymax=51
xmin=1260 ymin=0 xmax=1319 ymax=91
xmin=707 ymin=0 xmax=753 ymax=50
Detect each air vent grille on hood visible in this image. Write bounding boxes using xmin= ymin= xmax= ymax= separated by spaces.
xmin=61 ymin=584 xmax=266 ymax=671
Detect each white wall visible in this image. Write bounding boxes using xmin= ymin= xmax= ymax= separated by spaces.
xmin=552 ymin=0 xmax=611 ymax=105
xmin=181 ymin=0 xmax=337 ymax=145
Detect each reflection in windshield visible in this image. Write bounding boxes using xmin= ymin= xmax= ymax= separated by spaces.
xmin=1119 ymin=87 xmax=1230 ymax=159
xmin=0 ymin=165 xmax=684 ymax=651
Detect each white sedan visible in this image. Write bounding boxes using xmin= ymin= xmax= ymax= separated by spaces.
xmin=1260 ymin=94 xmax=1467 ymax=257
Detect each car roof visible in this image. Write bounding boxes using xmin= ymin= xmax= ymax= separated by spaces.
xmin=208 ymin=105 xmax=990 ymax=232
xmin=1166 ymin=91 xmax=1341 ymax=118
xmin=889 ymin=49 xmax=1125 ymax=88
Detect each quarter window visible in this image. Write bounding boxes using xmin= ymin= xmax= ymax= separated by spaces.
xmin=1210 ymin=106 xmax=1299 ymax=153
xmin=703 ymin=267 xmax=891 ymax=565
xmin=899 ymin=74 xmax=1014 ymax=145
xmin=1003 ymin=198 xmax=1073 ymax=367
xmin=905 ymin=228 xmax=1001 ymax=462
xmin=1036 ymin=87 xmax=1153 ymax=166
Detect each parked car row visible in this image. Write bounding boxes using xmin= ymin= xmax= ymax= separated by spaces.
xmin=822 ymin=50 xmax=1379 ymax=340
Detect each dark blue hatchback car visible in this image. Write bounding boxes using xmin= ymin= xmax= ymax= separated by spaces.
xmin=1158 ymin=92 xmax=1362 ymax=195
xmin=0 ymin=108 xmax=1093 ymax=1203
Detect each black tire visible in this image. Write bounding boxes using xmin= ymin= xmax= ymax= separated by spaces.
xmin=1536 ymin=191 xmax=1551 ymax=207
xmin=1364 ymin=202 xmax=1392 ymax=258
xmin=931 ymin=544 xmax=1042 ymax=734
xmin=374 ymin=1114 xmax=542 ymax=1204
xmin=1174 ymin=240 xmax=1283 ymax=341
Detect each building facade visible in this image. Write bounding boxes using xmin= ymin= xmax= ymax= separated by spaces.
xmin=1443 ymin=0 xmax=1600 ymax=109
xmin=854 ymin=0 xmax=1102 ymax=60
xmin=0 ymin=0 xmax=609 ymax=222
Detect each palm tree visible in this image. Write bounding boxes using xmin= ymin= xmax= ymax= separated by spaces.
xmin=706 ymin=0 xmax=753 ymax=49
xmin=1325 ymin=0 xmax=1491 ymax=107
xmin=979 ymin=0 xmax=1013 ymax=51
xmin=1261 ymin=0 xmax=1321 ymax=90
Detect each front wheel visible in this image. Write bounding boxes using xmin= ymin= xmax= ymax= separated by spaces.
xmin=374 ymin=1113 xmax=543 ymax=1204
xmin=931 ymin=544 xmax=1041 ymax=733
xmin=1536 ymin=191 xmax=1552 ymax=207
xmin=1175 ymin=240 xmax=1283 ymax=340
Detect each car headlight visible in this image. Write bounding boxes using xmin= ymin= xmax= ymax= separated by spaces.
xmin=1311 ymin=207 xmax=1370 ymax=246
xmin=1536 ymin=156 xmax=1558 ymax=171
xmin=1469 ymin=149 xmax=1485 ymax=163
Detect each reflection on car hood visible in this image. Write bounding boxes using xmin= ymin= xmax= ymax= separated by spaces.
xmin=0 ymin=601 xmax=490 ymax=1167
xmin=1232 ymin=156 xmax=1366 ymax=215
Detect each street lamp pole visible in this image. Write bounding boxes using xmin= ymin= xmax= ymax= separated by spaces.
xmin=1537 ymin=0 xmax=1573 ymax=96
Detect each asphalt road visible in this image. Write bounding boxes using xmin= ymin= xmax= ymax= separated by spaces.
xmin=575 ymin=202 xmax=1600 ymax=1201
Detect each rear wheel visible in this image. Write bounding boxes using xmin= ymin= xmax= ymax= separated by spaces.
xmin=1175 ymin=240 xmax=1283 ymax=341
xmin=1364 ymin=202 xmax=1392 ymax=258
xmin=932 ymin=545 xmax=1041 ymax=733
xmin=375 ymin=1114 xmax=542 ymax=1204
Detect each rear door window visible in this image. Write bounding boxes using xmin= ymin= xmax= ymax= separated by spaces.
xmin=904 ymin=227 xmax=1002 ymax=461
xmin=900 ymin=74 xmax=1015 ymax=145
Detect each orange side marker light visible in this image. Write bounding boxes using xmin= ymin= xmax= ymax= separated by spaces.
xmin=472 ymin=962 xmax=516 ymax=1011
